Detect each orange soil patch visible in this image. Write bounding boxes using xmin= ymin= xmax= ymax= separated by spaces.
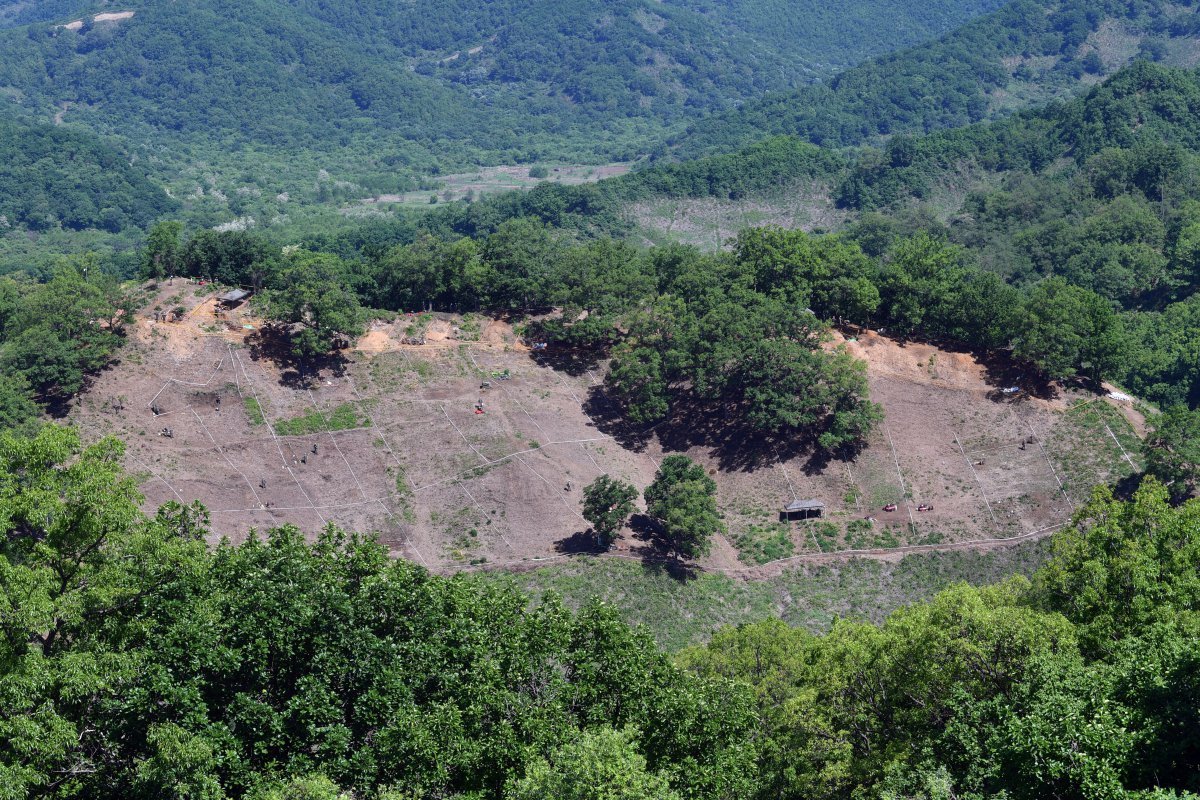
xmin=832 ymin=329 xmax=1068 ymax=410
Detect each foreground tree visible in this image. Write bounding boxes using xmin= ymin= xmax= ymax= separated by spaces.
xmin=581 ymin=475 xmax=639 ymax=548
xmin=0 ymin=373 xmax=40 ymax=436
xmin=0 ymin=426 xmax=757 ymax=799
xmin=507 ymin=727 xmax=679 ymax=800
xmin=644 ymin=455 xmax=723 ymax=560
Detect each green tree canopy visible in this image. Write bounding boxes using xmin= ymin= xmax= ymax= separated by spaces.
xmin=141 ymin=220 xmax=185 ymax=280
xmin=581 ymin=475 xmax=639 ymax=548
xmin=261 ymin=252 xmax=367 ymax=357
xmin=1014 ymin=277 xmax=1127 ymax=383
xmin=1143 ymin=406 xmax=1200 ymax=500
xmin=506 ymin=726 xmax=679 ymax=800
xmin=644 ymin=456 xmax=723 ymax=561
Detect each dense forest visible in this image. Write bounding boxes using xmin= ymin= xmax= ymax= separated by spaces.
xmin=662 ymin=0 xmax=1200 ymax=160
xmin=0 ymin=0 xmax=1006 ymax=175
xmin=328 ymin=63 xmax=1198 ymax=411
xmin=0 ymin=114 xmax=175 ymax=232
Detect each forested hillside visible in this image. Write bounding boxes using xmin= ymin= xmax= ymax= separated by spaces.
xmin=0 ymin=114 xmax=175 ymax=232
xmin=390 ymin=63 xmax=1200 ymax=410
xmin=0 ymin=0 xmax=1008 ymax=175
xmin=664 ymin=0 xmax=1200 ymax=159
xmin=1 ymin=2 xmax=1200 ymax=797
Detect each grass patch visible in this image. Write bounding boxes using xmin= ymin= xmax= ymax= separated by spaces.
xmin=409 ymin=359 xmax=435 ymax=380
xmin=807 ymin=521 xmax=841 ymax=553
xmin=846 ymin=519 xmax=902 ymax=549
xmin=457 ymin=314 xmax=482 ymax=341
xmin=243 ymin=397 xmax=265 ymax=426
xmin=390 ymin=465 xmax=417 ymax=523
xmin=273 ymin=402 xmax=369 ymax=436
xmin=1049 ymin=400 xmax=1142 ymax=499
xmin=484 ymin=538 xmax=1054 ymax=651
xmin=731 ymin=523 xmax=795 ymax=565
xmin=436 ymin=506 xmax=483 ymax=562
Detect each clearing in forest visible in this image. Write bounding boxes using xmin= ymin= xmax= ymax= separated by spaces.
xmin=71 ymin=283 xmax=1142 ymax=575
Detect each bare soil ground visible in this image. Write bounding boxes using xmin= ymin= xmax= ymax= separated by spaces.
xmin=71 ymin=284 xmax=1141 ymax=576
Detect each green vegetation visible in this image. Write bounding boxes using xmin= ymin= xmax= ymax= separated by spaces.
xmin=499 ymin=543 xmax=1058 ymax=650
xmin=678 ymin=479 xmax=1200 ymax=800
xmin=0 ymin=115 xmax=174 ymax=234
xmin=665 ymin=0 xmax=1200 ymax=160
xmin=7 ymin=420 xmax=1196 ymax=799
xmin=0 ymin=425 xmax=755 ymax=800
xmin=0 ymin=0 xmax=1007 ymax=204
xmin=259 ymin=252 xmax=367 ymax=356
xmin=1143 ymin=405 xmax=1200 ymax=499
xmin=507 ymin=726 xmax=679 ymax=800
xmin=485 ymin=62 xmax=1200 ymax=412
xmin=644 ymin=455 xmax=724 ymax=561
xmin=272 ymin=403 xmax=368 ymax=436
xmin=581 ymin=475 xmax=639 ymax=549
xmin=731 ymin=523 xmax=794 ymax=565
xmin=1 ymin=11 xmax=1200 ymax=796
xmin=242 ymin=397 xmax=265 ymax=426
xmin=0 ymin=266 xmax=133 ymax=405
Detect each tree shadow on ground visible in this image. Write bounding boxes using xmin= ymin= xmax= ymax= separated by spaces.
xmin=625 ymin=513 xmax=699 ymax=581
xmin=582 ymin=384 xmax=832 ymax=473
xmin=847 ymin=326 xmax=1063 ymax=404
xmin=554 ymin=528 xmax=604 ymax=555
xmin=245 ymin=324 xmax=349 ymax=389
xmin=1113 ymin=470 xmax=1148 ymax=501
xmin=530 ymin=348 xmax=604 ymax=379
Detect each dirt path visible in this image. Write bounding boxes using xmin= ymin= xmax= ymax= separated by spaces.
xmin=458 ymin=518 xmax=1067 ymax=580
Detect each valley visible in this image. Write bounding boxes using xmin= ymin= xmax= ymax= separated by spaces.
xmin=2 ymin=1 xmax=1200 ymax=797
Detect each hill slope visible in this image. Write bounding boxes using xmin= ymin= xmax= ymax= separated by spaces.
xmin=0 ymin=0 xmax=1009 ymax=170
xmin=662 ymin=0 xmax=1200 ymax=160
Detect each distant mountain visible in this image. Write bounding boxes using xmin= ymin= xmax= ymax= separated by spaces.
xmin=661 ymin=0 xmax=1200 ymax=160
xmin=0 ymin=0 xmax=1009 ymax=169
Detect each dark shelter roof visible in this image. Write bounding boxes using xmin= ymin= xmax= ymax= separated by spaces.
xmin=784 ymin=499 xmax=824 ymax=512
xmin=219 ymin=288 xmax=250 ymax=303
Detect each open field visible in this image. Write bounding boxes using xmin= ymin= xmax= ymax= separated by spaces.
xmin=71 ymin=283 xmax=1143 ymax=577
xmin=347 ymin=162 xmax=631 ymax=210
xmin=628 ymin=186 xmax=848 ymax=250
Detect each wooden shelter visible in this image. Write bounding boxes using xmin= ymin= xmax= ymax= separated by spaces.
xmin=781 ymin=498 xmax=824 ymax=521
xmin=218 ymin=288 xmax=251 ymax=307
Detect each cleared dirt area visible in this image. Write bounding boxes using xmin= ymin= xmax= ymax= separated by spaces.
xmin=71 ymin=283 xmax=1141 ymax=576
xmin=630 ymin=187 xmax=848 ymax=250
xmin=61 ymin=11 xmax=135 ymax=31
